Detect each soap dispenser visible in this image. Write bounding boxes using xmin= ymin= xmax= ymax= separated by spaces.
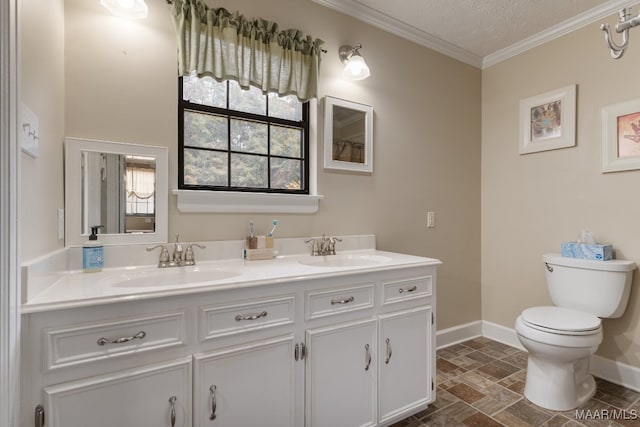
xmin=83 ymin=225 xmax=104 ymax=273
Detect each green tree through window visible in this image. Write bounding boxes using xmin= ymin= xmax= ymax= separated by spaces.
xmin=179 ymin=76 xmax=309 ymax=194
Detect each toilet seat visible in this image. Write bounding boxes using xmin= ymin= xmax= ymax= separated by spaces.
xmin=521 ymin=306 xmax=601 ymax=336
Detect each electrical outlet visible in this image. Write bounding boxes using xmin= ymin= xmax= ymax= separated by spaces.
xmin=427 ymin=211 xmax=435 ymax=228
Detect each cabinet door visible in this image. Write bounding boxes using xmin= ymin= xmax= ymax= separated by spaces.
xmin=44 ymin=357 xmax=191 ymax=427
xmin=378 ymin=306 xmax=433 ymax=424
xmin=194 ymin=335 xmax=296 ymax=427
xmin=306 ymin=318 xmax=377 ymax=427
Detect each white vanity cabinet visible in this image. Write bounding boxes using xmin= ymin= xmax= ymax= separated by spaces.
xmin=377 ymin=306 xmax=433 ymax=424
xmin=43 ymin=357 xmax=192 ymax=427
xmin=21 ymin=261 xmax=437 ymax=427
xmin=193 ymin=335 xmax=297 ymax=426
xmin=305 ymin=319 xmax=378 ymax=427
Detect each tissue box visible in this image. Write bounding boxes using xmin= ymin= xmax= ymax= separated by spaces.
xmin=561 ymin=242 xmax=612 ymax=261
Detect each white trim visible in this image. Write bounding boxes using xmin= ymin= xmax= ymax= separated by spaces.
xmin=481 ymin=320 xmax=525 ymax=350
xmin=173 ymin=189 xmax=323 ymax=214
xmin=435 ymin=320 xmax=482 ymax=349
xmin=174 ymin=99 xmax=321 ymax=214
xmin=312 ymin=0 xmax=640 ymax=69
xmin=483 ymin=0 xmax=640 ymax=68
xmin=591 ymin=354 xmax=640 ymax=392
xmin=437 ymin=320 xmax=640 ymax=392
xmin=0 ymin=0 xmax=21 ymax=425
xmin=310 ymin=0 xmax=482 ymax=68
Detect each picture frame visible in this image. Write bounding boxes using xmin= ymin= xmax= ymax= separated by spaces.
xmin=519 ymin=84 xmax=576 ymax=155
xmin=601 ymin=98 xmax=640 ymax=173
xmin=323 ymin=96 xmax=373 ymax=173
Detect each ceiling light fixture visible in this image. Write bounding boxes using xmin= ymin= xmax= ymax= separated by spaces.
xmin=101 ymin=0 xmax=148 ymax=19
xmin=601 ymin=7 xmax=640 ymax=59
xmin=339 ymin=44 xmax=370 ymax=80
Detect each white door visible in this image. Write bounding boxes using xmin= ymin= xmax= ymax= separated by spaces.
xmin=305 ymin=318 xmax=377 ymax=427
xmin=44 ymin=357 xmax=192 ymax=427
xmin=378 ymin=306 xmax=433 ymax=424
xmin=194 ymin=335 xmax=296 ymax=427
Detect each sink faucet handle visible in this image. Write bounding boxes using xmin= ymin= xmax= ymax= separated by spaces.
xmin=305 ymin=238 xmax=320 ymax=256
xmin=147 ymin=244 xmax=171 ymax=266
xmin=184 ymin=243 xmax=206 ymax=265
xmin=328 ymin=236 xmax=342 ymax=255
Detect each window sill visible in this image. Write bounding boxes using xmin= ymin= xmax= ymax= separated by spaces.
xmin=173 ymin=189 xmax=323 ymax=214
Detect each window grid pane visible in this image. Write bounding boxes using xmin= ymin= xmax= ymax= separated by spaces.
xmin=179 ymin=76 xmax=308 ymax=193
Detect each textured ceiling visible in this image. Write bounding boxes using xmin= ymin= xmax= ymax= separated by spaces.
xmin=312 ymin=0 xmax=640 ymax=67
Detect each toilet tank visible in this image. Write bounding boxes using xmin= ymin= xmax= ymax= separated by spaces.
xmin=543 ymin=254 xmax=636 ymax=318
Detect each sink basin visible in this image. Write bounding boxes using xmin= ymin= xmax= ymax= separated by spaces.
xmin=107 ymin=265 xmax=241 ymax=288
xmin=298 ymin=254 xmax=393 ymax=268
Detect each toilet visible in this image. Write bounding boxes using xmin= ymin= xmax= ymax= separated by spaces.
xmin=515 ymin=253 xmax=635 ymax=411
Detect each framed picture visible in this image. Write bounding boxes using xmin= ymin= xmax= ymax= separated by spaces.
xmin=323 ymin=96 xmax=373 ymax=173
xmin=519 ymin=84 xmax=576 ymax=154
xmin=601 ymin=98 xmax=640 ymax=173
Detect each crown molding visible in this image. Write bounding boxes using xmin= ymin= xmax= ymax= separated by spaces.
xmin=483 ymin=0 xmax=640 ymax=68
xmin=312 ymin=0 xmax=640 ymax=69
xmin=311 ymin=0 xmax=483 ymax=68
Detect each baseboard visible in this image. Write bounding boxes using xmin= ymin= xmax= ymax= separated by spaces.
xmin=437 ymin=320 xmax=640 ymax=392
xmin=591 ymin=354 xmax=640 ymax=393
xmin=435 ymin=320 xmax=482 ymax=349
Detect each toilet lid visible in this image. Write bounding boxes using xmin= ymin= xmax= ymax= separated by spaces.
xmin=521 ymin=306 xmax=601 ymax=333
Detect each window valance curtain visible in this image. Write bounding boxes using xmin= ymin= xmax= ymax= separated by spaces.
xmin=170 ymin=0 xmax=324 ymax=101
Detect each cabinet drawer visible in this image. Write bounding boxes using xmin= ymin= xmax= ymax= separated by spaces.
xmin=199 ymin=295 xmax=295 ymax=341
xmin=306 ymin=284 xmax=374 ymax=320
xmin=44 ymin=311 xmax=186 ymax=371
xmin=382 ymin=276 xmax=432 ymax=306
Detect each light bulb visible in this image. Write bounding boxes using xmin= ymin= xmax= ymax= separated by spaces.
xmin=343 ymin=55 xmax=370 ymax=80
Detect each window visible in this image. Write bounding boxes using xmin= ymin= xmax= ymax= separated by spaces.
xmin=125 ymin=157 xmax=155 ymax=215
xmin=179 ymin=75 xmax=310 ymax=194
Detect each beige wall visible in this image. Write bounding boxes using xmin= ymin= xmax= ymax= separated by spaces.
xmin=20 ymin=0 xmax=65 ymax=261
xmin=21 ymin=0 xmax=482 ymax=329
xmin=482 ymin=21 xmax=640 ymax=365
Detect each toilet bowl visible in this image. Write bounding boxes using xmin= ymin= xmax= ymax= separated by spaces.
xmin=516 ymin=254 xmax=635 ymax=411
xmin=515 ymin=306 xmax=602 ymax=411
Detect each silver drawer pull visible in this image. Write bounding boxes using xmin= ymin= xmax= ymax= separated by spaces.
xmin=209 ymin=385 xmax=217 ymax=420
xmin=398 ymin=285 xmax=417 ymax=294
xmin=365 ymin=344 xmax=372 ymax=371
xmin=331 ymin=296 xmax=355 ymax=305
xmin=169 ymin=396 xmax=177 ymax=427
xmin=235 ymin=311 xmax=268 ymax=321
xmin=97 ymin=330 xmax=146 ymax=346
xmin=385 ymin=338 xmax=393 ymax=364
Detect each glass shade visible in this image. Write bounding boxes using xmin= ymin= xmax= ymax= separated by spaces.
xmin=343 ymin=54 xmax=370 ymax=80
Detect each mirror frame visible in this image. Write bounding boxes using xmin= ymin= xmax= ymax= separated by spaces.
xmin=323 ymin=96 xmax=373 ymax=173
xmin=64 ymin=137 xmax=168 ymax=246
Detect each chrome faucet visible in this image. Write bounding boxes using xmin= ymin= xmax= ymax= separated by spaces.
xmin=172 ymin=234 xmax=184 ymax=264
xmin=305 ymin=234 xmax=342 ymax=256
xmin=147 ymin=234 xmax=207 ymax=268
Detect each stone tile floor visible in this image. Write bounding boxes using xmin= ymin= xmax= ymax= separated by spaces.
xmin=392 ymin=337 xmax=640 ymax=427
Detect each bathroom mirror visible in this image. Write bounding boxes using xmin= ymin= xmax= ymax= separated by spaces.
xmin=323 ymin=96 xmax=373 ymax=173
xmin=65 ymin=137 xmax=168 ymax=246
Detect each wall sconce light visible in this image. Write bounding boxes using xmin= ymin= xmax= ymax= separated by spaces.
xmin=101 ymin=0 xmax=148 ymax=19
xmin=339 ymin=44 xmax=371 ymax=80
xmin=601 ymin=7 xmax=640 ymax=59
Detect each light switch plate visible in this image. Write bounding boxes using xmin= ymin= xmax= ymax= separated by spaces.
xmin=21 ymin=103 xmax=39 ymax=158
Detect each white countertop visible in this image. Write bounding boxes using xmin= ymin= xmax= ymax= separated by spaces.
xmin=22 ymin=249 xmax=441 ymax=314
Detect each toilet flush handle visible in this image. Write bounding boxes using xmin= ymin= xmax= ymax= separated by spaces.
xmin=545 ymin=263 xmax=553 ymax=272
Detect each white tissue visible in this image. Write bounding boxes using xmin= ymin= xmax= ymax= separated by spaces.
xmin=578 ymin=229 xmax=595 ymax=245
